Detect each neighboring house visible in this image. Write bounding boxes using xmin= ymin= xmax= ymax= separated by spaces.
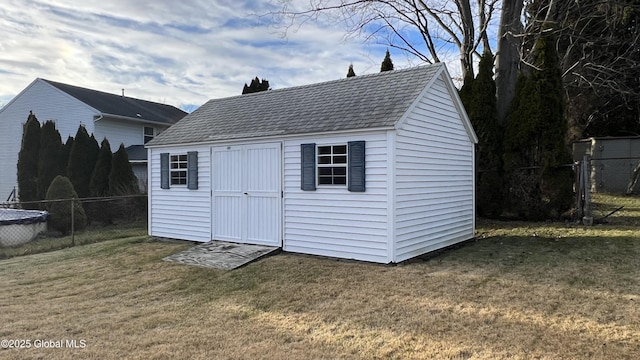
xmin=0 ymin=78 xmax=187 ymax=200
xmin=146 ymin=63 xmax=478 ymax=264
xmin=573 ymin=136 xmax=640 ymax=193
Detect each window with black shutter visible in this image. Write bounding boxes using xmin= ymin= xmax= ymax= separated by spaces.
xmin=160 ymin=151 xmax=198 ymax=189
xmin=300 ymin=141 xmax=365 ymax=192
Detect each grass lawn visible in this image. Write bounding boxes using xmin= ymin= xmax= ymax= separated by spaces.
xmin=0 ymin=194 xmax=639 ymax=359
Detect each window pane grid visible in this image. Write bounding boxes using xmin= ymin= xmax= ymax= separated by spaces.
xmin=317 ymin=145 xmax=347 ymax=186
xmin=170 ymin=154 xmax=188 ymax=185
xmin=144 ymin=127 xmax=155 ymax=144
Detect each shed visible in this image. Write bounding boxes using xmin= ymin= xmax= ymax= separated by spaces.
xmin=573 ymin=136 xmax=640 ymax=193
xmin=146 ymin=63 xmax=478 ymax=263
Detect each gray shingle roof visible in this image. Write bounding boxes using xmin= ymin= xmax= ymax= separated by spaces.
xmin=147 ymin=64 xmax=443 ymax=147
xmin=125 ymin=145 xmax=147 ymax=161
xmin=42 ymin=79 xmax=187 ymax=126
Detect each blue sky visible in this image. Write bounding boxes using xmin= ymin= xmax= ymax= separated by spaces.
xmin=0 ymin=0 xmax=462 ymax=112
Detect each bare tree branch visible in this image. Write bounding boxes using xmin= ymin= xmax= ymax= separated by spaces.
xmin=268 ymin=0 xmax=499 ymax=79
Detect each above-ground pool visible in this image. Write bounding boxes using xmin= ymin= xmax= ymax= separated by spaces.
xmin=0 ymin=209 xmax=48 ymax=247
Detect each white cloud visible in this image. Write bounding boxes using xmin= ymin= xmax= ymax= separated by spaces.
xmin=0 ymin=0 xmax=441 ymax=111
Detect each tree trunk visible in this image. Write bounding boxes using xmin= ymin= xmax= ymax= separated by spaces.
xmin=495 ymin=0 xmax=524 ymax=124
xmin=457 ymin=0 xmax=475 ymax=79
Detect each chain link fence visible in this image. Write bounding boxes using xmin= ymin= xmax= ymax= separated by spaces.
xmin=575 ymin=154 xmax=640 ymax=225
xmin=0 ymin=195 xmax=147 ymax=254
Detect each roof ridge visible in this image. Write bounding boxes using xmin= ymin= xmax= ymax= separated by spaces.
xmin=41 ymin=78 xmax=171 ymax=106
xmin=215 ymin=63 xmax=440 ymax=102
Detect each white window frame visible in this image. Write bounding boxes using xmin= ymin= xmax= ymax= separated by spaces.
xmin=143 ymin=126 xmax=156 ymax=144
xmin=170 ymin=154 xmax=188 ymax=186
xmin=316 ymin=144 xmax=348 ymax=186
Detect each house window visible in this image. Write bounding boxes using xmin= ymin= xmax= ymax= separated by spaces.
xmin=170 ymin=154 xmax=188 ymax=185
xmin=317 ymin=145 xmax=347 ymax=185
xmin=144 ymin=126 xmax=155 ymax=144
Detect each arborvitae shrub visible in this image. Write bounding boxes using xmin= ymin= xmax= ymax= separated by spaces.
xmin=45 ymin=175 xmax=86 ymax=235
xmin=37 ymin=120 xmax=62 ymax=200
xmin=17 ymin=113 xmax=41 ymax=208
xmin=67 ymin=126 xmax=99 ymax=198
xmin=90 ymin=139 xmax=112 ymax=197
xmin=57 ymin=136 xmax=73 ymax=177
xmin=503 ymin=31 xmax=573 ymax=219
xmin=109 ymin=144 xmax=139 ymax=196
xmin=459 ymin=52 xmax=504 ymax=218
xmin=108 ymin=144 xmax=141 ymax=220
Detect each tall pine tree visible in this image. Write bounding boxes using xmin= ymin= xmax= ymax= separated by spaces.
xmin=242 ymin=77 xmax=270 ymax=94
xmin=462 ymin=51 xmax=504 ymax=218
xmin=346 ymin=64 xmax=356 ymax=78
xmin=37 ymin=120 xmax=62 ymax=199
xmin=380 ymin=49 xmax=394 ymax=72
xmin=67 ymin=125 xmax=99 ymax=198
xmin=17 ymin=112 xmax=41 ymax=207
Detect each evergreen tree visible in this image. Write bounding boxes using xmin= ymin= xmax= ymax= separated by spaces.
xmin=346 ymin=64 xmax=356 ymax=78
xmin=468 ymin=51 xmax=504 ymax=218
xmin=17 ymin=112 xmax=41 ymax=207
xmin=67 ymin=125 xmax=99 ymax=198
xmin=242 ymin=77 xmax=270 ymax=94
xmin=57 ymin=136 xmax=73 ymax=177
xmin=380 ymin=49 xmax=394 ymax=72
xmin=37 ymin=120 xmax=62 ymax=199
xmin=504 ymin=29 xmax=573 ymax=219
xmin=458 ymin=72 xmax=475 ymax=111
xmin=45 ymin=175 xmax=86 ymax=235
xmin=109 ymin=144 xmax=139 ymax=196
xmin=89 ymin=138 xmax=112 ymax=197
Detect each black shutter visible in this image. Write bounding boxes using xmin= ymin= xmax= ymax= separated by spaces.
xmin=348 ymin=141 xmax=366 ymax=192
xmin=160 ymin=153 xmax=170 ymax=189
xmin=301 ymin=143 xmax=316 ymax=191
xmin=187 ymin=151 xmax=198 ymax=190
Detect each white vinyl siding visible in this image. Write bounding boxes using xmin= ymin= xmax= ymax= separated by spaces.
xmin=94 ymin=118 xmax=148 ymax=151
xmin=131 ymin=164 xmax=148 ymax=194
xmin=149 ymin=146 xmax=211 ymax=241
xmin=393 ymin=75 xmax=475 ymax=262
xmin=283 ymin=132 xmax=390 ymax=263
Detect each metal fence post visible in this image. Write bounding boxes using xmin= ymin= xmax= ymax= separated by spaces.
xmin=582 ymin=155 xmax=593 ymax=226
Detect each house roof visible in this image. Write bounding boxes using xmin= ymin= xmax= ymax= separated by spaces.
xmin=125 ymin=145 xmax=147 ymax=162
xmin=41 ymin=79 xmax=187 ymax=126
xmin=147 ymin=63 xmax=449 ymax=147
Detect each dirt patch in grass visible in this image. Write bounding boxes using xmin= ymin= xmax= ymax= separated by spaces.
xmin=0 ymin=195 xmax=639 ymax=359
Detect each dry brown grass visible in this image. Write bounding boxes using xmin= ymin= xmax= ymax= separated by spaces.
xmin=0 ymin=194 xmax=639 ymax=359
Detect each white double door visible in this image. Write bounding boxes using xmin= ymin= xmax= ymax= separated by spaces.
xmin=211 ymin=143 xmax=281 ymax=246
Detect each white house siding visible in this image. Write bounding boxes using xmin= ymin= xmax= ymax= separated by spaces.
xmin=148 ymin=146 xmax=211 ymax=241
xmin=393 ymin=75 xmax=475 ymax=262
xmin=94 ymin=118 xmax=146 ymax=152
xmin=131 ymin=163 xmax=148 ymax=193
xmin=283 ymin=132 xmax=391 ymax=263
xmin=0 ymin=80 xmax=98 ymax=200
